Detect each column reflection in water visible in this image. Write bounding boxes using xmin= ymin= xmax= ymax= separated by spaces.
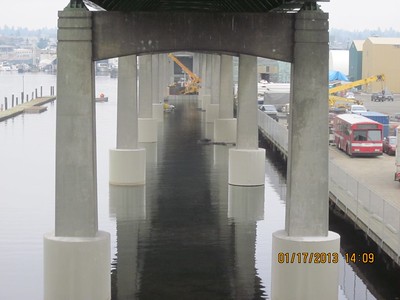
xmin=109 ymin=185 xmax=146 ymax=300
xmin=202 ymin=115 xmax=215 ymax=141
xmin=228 ymin=185 xmax=265 ymax=299
xmin=213 ymin=143 xmax=265 ymax=299
xmin=138 ymin=142 xmax=158 ymax=164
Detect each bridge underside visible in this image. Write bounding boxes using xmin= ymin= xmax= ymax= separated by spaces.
xmin=46 ymin=2 xmax=340 ymax=299
xmin=73 ymin=0 xmax=318 ymax=12
xmin=56 ymin=0 xmax=332 ymax=259
xmin=91 ymin=11 xmax=295 ymax=60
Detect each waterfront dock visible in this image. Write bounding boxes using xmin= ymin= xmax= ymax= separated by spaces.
xmin=0 ymin=96 xmax=56 ymax=122
xmin=258 ymin=110 xmax=400 ymax=266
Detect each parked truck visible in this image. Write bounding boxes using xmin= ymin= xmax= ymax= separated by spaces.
xmin=359 ymin=111 xmax=390 ymax=138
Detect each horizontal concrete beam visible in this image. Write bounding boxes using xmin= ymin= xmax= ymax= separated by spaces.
xmin=92 ymin=11 xmax=296 ymax=61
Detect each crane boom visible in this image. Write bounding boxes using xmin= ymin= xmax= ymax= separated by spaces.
xmin=328 ymin=95 xmax=363 ymax=107
xmin=168 ymin=53 xmax=201 ymax=94
xmin=329 ymin=74 xmax=385 ymax=94
xmin=328 ymin=74 xmax=385 ymax=108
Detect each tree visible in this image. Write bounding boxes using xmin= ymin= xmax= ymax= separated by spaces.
xmin=37 ymin=38 xmax=48 ymax=49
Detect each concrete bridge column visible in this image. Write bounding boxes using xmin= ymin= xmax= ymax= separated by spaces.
xmin=206 ymin=54 xmax=220 ymax=123
xmin=160 ymin=53 xmax=171 ymax=101
xmin=138 ymin=55 xmax=158 ymax=142
xmin=152 ymin=54 xmax=164 ymax=121
xmin=109 ymin=55 xmax=146 ymax=186
xmin=167 ymin=53 xmax=175 ymax=91
xmin=271 ymin=8 xmax=340 ymax=300
xmin=197 ymin=53 xmax=207 ymax=109
xmin=214 ymin=54 xmax=237 ymax=143
xmin=158 ymin=54 xmax=168 ymax=100
xmin=44 ymin=8 xmax=110 ymax=300
xmin=200 ymin=54 xmax=212 ymax=111
xmin=229 ymin=54 xmax=265 ymax=186
xmin=193 ymin=52 xmax=200 ymax=78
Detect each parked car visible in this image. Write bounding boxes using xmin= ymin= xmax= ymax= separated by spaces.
xmin=345 ymin=92 xmax=355 ymax=99
xmin=389 ymin=113 xmax=400 ymax=122
xmin=371 ymin=90 xmax=394 ymax=102
xmin=281 ymin=103 xmax=290 ymax=113
xmin=383 ymin=136 xmax=397 ymax=155
xmin=349 ymin=104 xmax=367 ymax=114
xmin=259 ymin=104 xmax=279 ymax=121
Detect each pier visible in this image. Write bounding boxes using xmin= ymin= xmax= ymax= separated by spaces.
xmin=258 ymin=110 xmax=400 ymax=266
xmin=0 ymin=96 xmax=56 ymax=122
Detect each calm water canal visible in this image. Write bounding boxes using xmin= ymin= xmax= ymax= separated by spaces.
xmin=0 ymin=73 xmax=398 ymax=300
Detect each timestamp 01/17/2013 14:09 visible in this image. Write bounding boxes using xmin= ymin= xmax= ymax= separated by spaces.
xmin=277 ymin=252 xmax=376 ymax=264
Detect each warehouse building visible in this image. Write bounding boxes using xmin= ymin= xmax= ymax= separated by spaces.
xmin=361 ymin=37 xmax=400 ymax=93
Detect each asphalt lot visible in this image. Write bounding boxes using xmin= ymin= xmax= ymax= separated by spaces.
xmin=329 ymin=92 xmax=400 ymax=209
xmin=274 ymin=92 xmax=400 ymax=208
xmin=329 ymin=144 xmax=400 ymax=210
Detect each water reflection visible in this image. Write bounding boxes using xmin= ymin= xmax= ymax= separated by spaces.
xmin=138 ymin=142 xmax=158 ymax=164
xmin=228 ymin=185 xmax=265 ymax=223
xmin=1 ymin=72 xmax=397 ymax=299
xmin=228 ymin=185 xmax=266 ymax=300
xmin=108 ymin=100 xmax=268 ymax=299
xmin=110 ymin=185 xmax=146 ymax=300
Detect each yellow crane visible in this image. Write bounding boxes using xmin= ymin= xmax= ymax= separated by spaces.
xmin=328 ymin=74 xmax=385 ymax=107
xmin=168 ymin=53 xmax=201 ymax=95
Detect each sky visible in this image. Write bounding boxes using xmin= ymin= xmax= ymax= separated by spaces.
xmin=319 ymin=0 xmax=400 ymax=31
xmin=0 ymin=0 xmax=399 ymax=31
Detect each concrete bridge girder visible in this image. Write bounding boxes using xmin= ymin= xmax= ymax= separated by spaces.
xmin=91 ymin=11 xmax=296 ymax=61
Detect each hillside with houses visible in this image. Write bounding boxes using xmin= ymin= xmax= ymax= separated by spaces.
xmin=0 ymin=26 xmax=57 ymax=72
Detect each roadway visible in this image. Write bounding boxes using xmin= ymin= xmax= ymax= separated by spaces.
xmin=329 ymin=145 xmax=400 ymax=210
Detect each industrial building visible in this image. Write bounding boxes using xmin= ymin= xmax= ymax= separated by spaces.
xmin=334 ymin=37 xmax=400 ymax=93
xmin=361 ymin=37 xmax=400 ymax=93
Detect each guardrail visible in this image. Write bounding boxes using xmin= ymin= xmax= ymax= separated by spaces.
xmin=258 ymin=110 xmax=288 ymax=156
xmin=329 ymin=162 xmax=400 ymax=265
xmin=258 ymin=110 xmax=400 ymax=265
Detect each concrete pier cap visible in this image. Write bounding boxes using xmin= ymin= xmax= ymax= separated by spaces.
xmin=271 ymin=230 xmax=340 ymax=300
xmin=228 ymin=148 xmax=266 ymax=186
xmin=109 ymin=148 xmax=146 ymax=185
xmin=43 ymin=231 xmax=111 ymax=300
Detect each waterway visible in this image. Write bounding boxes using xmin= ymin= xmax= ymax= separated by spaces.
xmin=0 ymin=72 xmax=399 ymax=299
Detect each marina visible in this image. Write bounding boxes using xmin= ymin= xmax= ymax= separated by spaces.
xmin=0 ymin=96 xmax=56 ymax=121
